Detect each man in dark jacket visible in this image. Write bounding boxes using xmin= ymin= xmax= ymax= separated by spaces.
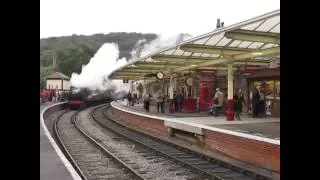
xmin=252 ymin=85 xmax=261 ymax=118
xmin=177 ymin=91 xmax=184 ymax=112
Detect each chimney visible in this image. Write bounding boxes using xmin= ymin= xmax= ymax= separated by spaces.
xmin=221 ymin=22 xmax=224 ymax=27
xmin=216 ymin=18 xmax=221 ymax=29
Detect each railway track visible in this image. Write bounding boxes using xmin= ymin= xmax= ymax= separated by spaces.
xmin=74 ymin=106 xmax=209 ymax=180
xmin=54 ymin=110 xmax=145 ymax=180
xmin=53 ymin=103 xmax=272 ymax=180
xmin=94 ymin=104 xmax=272 ymax=180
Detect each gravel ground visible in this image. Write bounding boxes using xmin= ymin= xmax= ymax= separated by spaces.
xmin=57 ymin=110 xmax=142 ymax=180
xmin=77 ymin=106 xmax=205 ymax=180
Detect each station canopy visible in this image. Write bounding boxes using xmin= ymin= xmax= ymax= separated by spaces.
xmin=109 ymin=9 xmax=280 ymax=81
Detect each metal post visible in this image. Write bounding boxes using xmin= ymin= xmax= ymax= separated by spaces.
xmin=226 ymin=63 xmax=234 ymax=120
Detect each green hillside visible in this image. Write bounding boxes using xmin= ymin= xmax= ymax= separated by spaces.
xmin=40 ymin=32 xmax=157 ymax=89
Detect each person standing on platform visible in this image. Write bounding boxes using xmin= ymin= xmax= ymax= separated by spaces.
xmin=210 ymin=88 xmax=224 ymax=116
xmin=133 ymin=92 xmax=137 ymax=106
xmin=127 ymin=91 xmax=132 ymax=106
xmin=234 ymin=89 xmax=246 ymax=120
xmin=173 ymin=91 xmax=178 ymax=112
xmin=252 ymin=85 xmax=261 ymax=118
xmin=259 ymin=83 xmax=266 ymax=117
xmin=143 ymin=93 xmax=151 ymax=112
xmin=177 ymin=90 xmax=184 ymax=112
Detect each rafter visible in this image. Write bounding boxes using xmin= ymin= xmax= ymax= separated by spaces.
xmin=134 ymin=64 xmax=181 ymax=68
xmin=165 ymin=47 xmax=279 ymax=74
xmin=151 ymin=55 xmax=218 ymax=62
xmin=225 ymin=29 xmax=280 ymax=44
xmin=180 ymin=44 xmax=252 ymax=55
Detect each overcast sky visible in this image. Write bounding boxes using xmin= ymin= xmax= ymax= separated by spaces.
xmin=40 ymin=0 xmax=280 ymax=39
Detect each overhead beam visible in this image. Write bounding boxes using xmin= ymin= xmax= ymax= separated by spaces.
xmin=109 ymin=75 xmax=146 ymax=80
xmin=121 ymin=67 xmax=168 ymax=71
xmin=135 ymin=61 xmax=170 ymax=66
xmin=113 ymin=72 xmax=147 ymax=76
xmin=134 ymin=64 xmax=181 ymax=68
xmin=166 ymin=47 xmax=279 ymax=74
xmin=166 ymin=58 xmax=227 ymax=74
xmin=234 ymin=62 xmax=269 ymax=66
xmin=232 ymin=47 xmax=279 ymax=59
xmin=180 ymin=44 xmax=252 ymax=55
xmin=117 ymin=69 xmax=159 ymax=73
xmin=195 ymin=67 xmax=237 ymax=71
xmin=225 ymin=29 xmax=280 ymax=44
xmin=152 ymin=55 xmax=218 ymax=62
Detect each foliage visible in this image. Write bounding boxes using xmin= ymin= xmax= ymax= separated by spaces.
xmin=40 ymin=32 xmax=157 ymax=82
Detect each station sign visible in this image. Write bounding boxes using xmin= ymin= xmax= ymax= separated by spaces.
xmin=241 ymin=65 xmax=261 ymax=76
xmin=164 ymin=77 xmax=170 ymax=83
xmin=244 ymin=65 xmax=261 ymax=72
xmin=196 ymin=69 xmax=217 ymax=76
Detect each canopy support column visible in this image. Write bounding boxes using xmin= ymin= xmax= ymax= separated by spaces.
xmin=226 ymin=63 xmax=234 ymax=121
xmin=168 ymin=75 xmax=175 ymax=113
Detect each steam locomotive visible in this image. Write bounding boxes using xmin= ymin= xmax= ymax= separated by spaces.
xmin=67 ymin=88 xmax=114 ymax=110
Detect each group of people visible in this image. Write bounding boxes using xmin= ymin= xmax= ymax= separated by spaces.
xmin=209 ymin=85 xmax=269 ymax=120
xmin=126 ymin=91 xmax=138 ymax=106
xmin=209 ymin=88 xmax=246 ymax=120
xmin=40 ymin=89 xmax=65 ymax=104
xmin=125 ymin=85 xmax=267 ymax=120
xmin=142 ymin=91 xmax=166 ymax=113
xmin=173 ymin=90 xmax=184 ymax=112
xmin=136 ymin=90 xmax=184 ymax=114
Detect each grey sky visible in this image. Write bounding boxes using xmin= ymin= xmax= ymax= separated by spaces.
xmin=40 ymin=0 xmax=279 ymax=39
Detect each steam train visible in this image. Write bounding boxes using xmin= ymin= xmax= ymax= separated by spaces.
xmin=67 ymin=88 xmax=114 ymax=110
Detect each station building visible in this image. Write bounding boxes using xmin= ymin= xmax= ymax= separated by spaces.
xmin=110 ymin=9 xmax=280 ymax=120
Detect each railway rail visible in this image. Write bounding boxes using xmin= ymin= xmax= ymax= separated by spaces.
xmin=54 ymin=110 xmax=145 ymax=180
xmin=53 ymin=103 xmax=272 ymax=180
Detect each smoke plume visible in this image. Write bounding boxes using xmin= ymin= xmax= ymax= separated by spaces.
xmin=70 ymin=33 xmax=192 ymax=96
xmin=70 ymin=43 xmax=130 ymax=93
xmin=130 ymin=33 xmax=192 ymax=61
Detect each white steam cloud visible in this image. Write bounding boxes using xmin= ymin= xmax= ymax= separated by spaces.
xmin=130 ymin=33 xmax=192 ymax=62
xmin=70 ymin=33 xmax=192 ymax=94
xmin=70 ymin=43 xmax=130 ymax=92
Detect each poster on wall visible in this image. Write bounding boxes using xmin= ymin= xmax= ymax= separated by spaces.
xmin=266 ymin=100 xmax=272 ymax=115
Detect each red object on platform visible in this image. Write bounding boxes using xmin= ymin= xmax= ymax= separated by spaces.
xmin=68 ymin=100 xmax=83 ymax=105
xmin=198 ymin=82 xmax=213 ymax=112
xmin=183 ymin=99 xmax=197 ymax=112
xmin=226 ymin=99 xmax=234 ymax=121
xmin=168 ymin=99 xmax=174 ymax=113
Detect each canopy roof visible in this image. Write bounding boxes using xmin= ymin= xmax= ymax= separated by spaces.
xmin=45 ymin=72 xmax=70 ymax=80
xmin=109 ymin=9 xmax=280 ymax=80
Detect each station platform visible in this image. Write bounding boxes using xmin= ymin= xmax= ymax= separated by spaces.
xmin=40 ymin=102 xmax=81 ymax=180
xmin=109 ymin=100 xmax=280 ymax=175
xmin=114 ymin=100 xmax=280 ymax=140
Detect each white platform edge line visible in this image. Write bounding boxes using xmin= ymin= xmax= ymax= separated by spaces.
xmin=111 ymin=101 xmax=280 ymax=146
xmin=40 ymin=103 xmax=82 ymax=180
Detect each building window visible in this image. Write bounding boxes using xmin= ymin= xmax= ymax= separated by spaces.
xmin=264 ymin=80 xmax=275 ymax=99
xmin=275 ymin=80 xmax=280 ymax=98
xmin=56 ymin=85 xmax=58 ymax=89
xmin=249 ymin=80 xmax=279 ymax=100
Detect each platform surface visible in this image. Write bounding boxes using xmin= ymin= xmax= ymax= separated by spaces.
xmin=40 ymin=102 xmax=80 ymax=180
xmin=113 ymin=100 xmax=280 ymax=141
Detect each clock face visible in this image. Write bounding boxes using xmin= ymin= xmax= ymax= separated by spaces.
xmin=186 ymin=77 xmax=193 ymax=86
xmin=156 ymin=72 xmax=164 ymax=79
